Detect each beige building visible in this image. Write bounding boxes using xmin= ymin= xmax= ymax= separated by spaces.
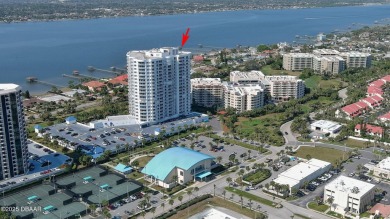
xmin=324 ymin=176 xmax=375 ymax=215
xmin=372 ymin=157 xmax=390 ymax=180
xmin=340 ymin=52 xmax=372 ymax=68
xmin=230 ymin=70 xmax=265 ymax=84
xmin=282 ymin=53 xmax=313 ymax=71
xmin=283 ymin=50 xmax=371 ymax=73
xmin=313 ymin=56 xmax=346 ymax=74
xmin=223 ymin=84 xmax=264 ymax=112
xmin=265 ymin=76 xmax=305 ymax=101
xmin=191 ymin=78 xmax=224 ymax=108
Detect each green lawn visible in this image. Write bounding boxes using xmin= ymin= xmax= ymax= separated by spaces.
xmin=243 ymin=169 xmax=271 ymax=185
xmin=235 ymin=113 xmax=285 ymax=146
xmin=327 ymin=211 xmax=344 ymax=218
xmin=133 ymin=156 xmax=153 ymax=167
xmin=304 ymin=75 xmax=342 ymax=90
xmin=225 ymin=187 xmax=277 ymax=208
xmin=261 ymin=65 xmax=301 ymax=76
xmin=342 ymin=138 xmax=371 ymax=149
xmin=308 ymin=202 xmax=329 ymax=212
xmin=294 ymin=146 xmax=347 ymax=166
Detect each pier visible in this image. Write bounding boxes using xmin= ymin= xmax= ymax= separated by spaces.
xmin=62 ymin=74 xmax=100 ymax=80
xmin=26 ymin=77 xmax=66 ymax=88
xmin=87 ymin=66 xmax=122 ymax=75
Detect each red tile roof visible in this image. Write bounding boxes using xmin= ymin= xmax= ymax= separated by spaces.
xmin=108 ymin=74 xmax=128 ymax=85
xmin=82 ymin=81 xmax=105 ymax=88
xmin=371 ymin=94 xmax=383 ymax=101
xmin=378 ymin=111 xmax=390 ymax=120
xmin=369 ymin=79 xmax=385 ymax=88
xmin=193 ymin=55 xmax=204 ymax=62
xmin=367 ymin=86 xmax=383 ymax=95
xmin=341 ymin=104 xmax=362 ymax=116
xmin=355 ymin=124 xmax=383 ymax=135
xmin=370 ymin=203 xmax=390 ymax=218
xmin=382 ymin=75 xmax=390 ymax=82
xmin=355 ymin=101 xmax=369 ymax=109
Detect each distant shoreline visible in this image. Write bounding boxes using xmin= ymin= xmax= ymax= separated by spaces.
xmin=1 ymin=3 xmax=387 ymax=24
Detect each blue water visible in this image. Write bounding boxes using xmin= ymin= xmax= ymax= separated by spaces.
xmin=1 ymin=5 xmax=390 ymax=94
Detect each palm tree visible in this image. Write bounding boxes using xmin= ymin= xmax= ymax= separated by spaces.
xmin=239 ymin=194 xmax=243 ymax=209
xmin=168 ymin=199 xmax=175 ymax=210
xmin=248 ymin=150 xmax=252 ymax=159
xmin=178 ymin=195 xmax=183 ymax=205
xmin=327 ymin=197 xmax=334 ymax=211
xmin=306 ymin=154 xmax=312 ymax=160
xmin=89 ymin=204 xmax=97 ymax=216
xmin=161 ymin=202 xmax=165 ymax=212
xmin=194 ymin=187 xmax=199 ymax=197
xmin=144 ymin=193 xmax=151 ymax=204
xmin=248 ymin=199 xmax=253 ymax=210
xmin=213 ymin=184 xmax=216 ymax=196
xmin=226 ymin=177 xmax=232 ymax=187
xmin=231 ymin=193 xmax=235 ymax=200
xmin=264 ymin=183 xmax=270 ymax=191
xmin=238 ymin=169 xmax=245 ymax=188
xmin=303 ymin=181 xmax=309 ymax=192
xmin=222 ymin=190 xmax=226 ymax=200
xmin=187 ymin=189 xmax=192 ymax=198
xmin=217 ymin=156 xmax=222 ymax=163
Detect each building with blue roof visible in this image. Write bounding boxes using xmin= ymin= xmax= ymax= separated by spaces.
xmin=65 ymin=116 xmax=77 ymax=124
xmin=141 ymin=147 xmax=215 ymax=188
xmin=114 ymin=163 xmax=133 ymax=175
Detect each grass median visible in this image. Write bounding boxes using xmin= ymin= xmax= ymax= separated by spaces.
xmin=225 ymin=187 xmax=278 ymax=208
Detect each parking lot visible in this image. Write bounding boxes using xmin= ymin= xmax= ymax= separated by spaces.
xmin=171 ymin=135 xmax=265 ymax=166
xmin=43 ymin=115 xmax=208 ymax=153
xmin=109 ymin=190 xmax=164 ymax=218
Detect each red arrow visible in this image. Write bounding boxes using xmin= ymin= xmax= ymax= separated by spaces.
xmin=181 ymin=28 xmax=190 ymax=47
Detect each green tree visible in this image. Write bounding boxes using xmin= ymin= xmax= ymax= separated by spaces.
xmin=257 ymin=44 xmax=270 ymax=52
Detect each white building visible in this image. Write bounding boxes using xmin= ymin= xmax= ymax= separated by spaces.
xmin=0 ymin=84 xmax=29 ymax=180
xmin=272 ymin=159 xmax=332 ymax=193
xmin=313 ymin=49 xmax=340 ymax=56
xmin=191 ymin=78 xmax=224 ymax=107
xmin=340 ymin=52 xmax=372 ymax=68
xmin=127 ymin=47 xmax=191 ymax=124
xmin=310 ymin=120 xmax=343 ymax=134
xmin=282 ymin=53 xmax=313 ymax=71
xmin=372 ymin=157 xmax=390 ymax=180
xmin=230 ymin=70 xmax=265 ymax=84
xmin=223 ymin=84 xmax=264 ymax=113
xmin=265 ymin=76 xmax=305 ymax=101
xmin=324 ymin=176 xmax=375 ymax=214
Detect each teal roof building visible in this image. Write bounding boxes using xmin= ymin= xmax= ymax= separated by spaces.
xmin=141 ymin=147 xmax=215 ymax=188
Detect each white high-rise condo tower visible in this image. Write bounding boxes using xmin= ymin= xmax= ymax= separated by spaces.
xmin=0 ymin=84 xmax=29 ymax=180
xmin=127 ymin=47 xmax=191 ymax=124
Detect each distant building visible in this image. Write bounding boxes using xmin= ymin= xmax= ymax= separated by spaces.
xmin=65 ymin=116 xmax=77 ymax=125
xmin=371 ymin=157 xmax=390 ymax=180
xmin=127 ymin=47 xmax=191 ymax=124
xmin=340 ymin=52 xmax=372 ymax=68
xmin=310 ymin=120 xmax=342 ymax=134
xmin=108 ymin=74 xmax=128 ymax=86
xmin=265 ymin=76 xmax=305 ymax=101
xmin=378 ymin=111 xmax=390 ymax=123
xmin=230 ymin=70 xmax=265 ymax=84
xmin=313 ymin=56 xmax=345 ymax=74
xmin=141 ymin=147 xmax=215 ymax=188
xmin=82 ymin=81 xmax=106 ymax=92
xmin=282 ymin=53 xmax=313 ymax=71
xmin=114 ymin=163 xmax=133 ymax=175
xmin=317 ymin=33 xmax=326 ymax=42
xmin=354 ymin=124 xmax=383 ymax=138
xmin=271 ymin=159 xmax=331 ymax=194
xmin=223 ymin=84 xmax=264 ymax=113
xmin=0 ymin=84 xmax=29 ymax=180
xmin=191 ymin=78 xmax=224 ymax=108
xmin=324 ymin=176 xmax=375 ymax=214
xmin=283 ymin=50 xmax=371 ymax=73
xmin=336 ymin=95 xmax=383 ymax=120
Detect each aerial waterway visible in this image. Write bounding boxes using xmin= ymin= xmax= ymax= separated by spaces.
xmin=1 ymin=4 xmax=390 ymax=94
